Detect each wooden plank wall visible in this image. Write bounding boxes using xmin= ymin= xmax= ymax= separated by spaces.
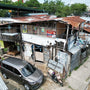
xmin=56 ymin=22 xmax=66 ymax=38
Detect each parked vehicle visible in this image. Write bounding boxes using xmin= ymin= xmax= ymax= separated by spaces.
xmin=0 ymin=57 xmax=44 ymax=90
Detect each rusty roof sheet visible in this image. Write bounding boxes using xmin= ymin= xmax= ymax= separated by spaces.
xmin=13 ymin=16 xmax=85 ymax=29
xmin=13 ymin=15 xmax=57 ymax=23
xmin=0 ymin=15 xmax=85 ymax=29
xmin=62 ymin=16 xmax=85 ymax=28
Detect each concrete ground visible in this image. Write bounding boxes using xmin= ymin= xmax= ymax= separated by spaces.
xmin=0 ymin=54 xmax=90 ymax=90
xmin=66 ymin=56 xmax=90 ymax=90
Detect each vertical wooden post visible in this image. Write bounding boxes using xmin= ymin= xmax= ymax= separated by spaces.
xmin=17 ymin=9 xmax=19 ymax=17
xmin=52 ymin=46 xmax=53 ymax=60
xmin=66 ymin=24 xmax=69 ymax=50
xmin=66 ymin=24 xmax=69 ymax=42
xmin=78 ymin=24 xmax=81 ymax=39
xmin=20 ymin=24 xmax=24 ymax=60
xmin=33 ymin=45 xmax=36 ymax=62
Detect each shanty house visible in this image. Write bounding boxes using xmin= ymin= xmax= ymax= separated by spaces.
xmin=0 ymin=15 xmax=88 ymax=78
xmin=11 ymin=15 xmax=87 ymax=77
xmin=0 ymin=18 xmax=21 ymax=56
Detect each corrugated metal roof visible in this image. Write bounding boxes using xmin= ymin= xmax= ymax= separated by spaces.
xmin=0 ymin=15 xmax=85 ymax=29
xmin=0 ymin=17 xmax=21 ymax=25
xmin=13 ymin=16 xmax=85 ymax=28
xmin=84 ymin=23 xmax=90 ymax=32
xmin=80 ymin=17 xmax=90 ymax=21
xmin=13 ymin=16 xmax=85 ymax=27
xmin=62 ymin=16 xmax=85 ymax=28
xmin=13 ymin=15 xmax=58 ymax=23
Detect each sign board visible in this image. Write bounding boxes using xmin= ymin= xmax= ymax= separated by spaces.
xmin=47 ymin=30 xmax=56 ymax=37
xmin=0 ymin=40 xmax=4 ymax=49
xmin=22 ymin=25 xmax=27 ymax=33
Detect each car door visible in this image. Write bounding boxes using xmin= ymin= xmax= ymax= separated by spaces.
xmin=12 ymin=68 xmax=23 ymax=84
xmin=1 ymin=63 xmax=14 ymax=79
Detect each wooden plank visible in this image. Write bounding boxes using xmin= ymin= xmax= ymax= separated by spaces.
xmin=7 ymin=51 xmax=19 ymax=56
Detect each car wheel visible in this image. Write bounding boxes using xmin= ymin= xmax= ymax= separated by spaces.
xmin=2 ymin=73 xmax=8 ymax=79
xmin=24 ymin=84 xmax=30 ymax=90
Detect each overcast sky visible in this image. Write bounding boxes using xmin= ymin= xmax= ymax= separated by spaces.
xmin=38 ymin=0 xmax=90 ymax=6
xmin=12 ymin=0 xmax=90 ymax=6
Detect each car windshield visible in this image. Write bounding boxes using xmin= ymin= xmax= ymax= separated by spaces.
xmin=21 ymin=63 xmax=36 ymax=77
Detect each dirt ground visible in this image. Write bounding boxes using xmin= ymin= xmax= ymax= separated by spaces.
xmin=0 ymin=55 xmax=63 ymax=90
xmin=0 ymin=71 xmax=25 ymax=90
xmin=1 ymin=54 xmax=90 ymax=90
xmin=87 ymin=83 xmax=90 ymax=90
xmin=0 ymin=70 xmax=63 ymax=90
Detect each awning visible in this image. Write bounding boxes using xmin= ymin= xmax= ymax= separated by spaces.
xmin=2 ymin=33 xmax=18 ymax=36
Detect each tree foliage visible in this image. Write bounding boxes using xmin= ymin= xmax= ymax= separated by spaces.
xmin=0 ymin=10 xmax=8 ymax=17
xmin=25 ymin=0 xmax=41 ymax=8
xmin=0 ymin=0 xmax=87 ymax=17
xmin=70 ymin=3 xmax=87 ymax=16
xmin=12 ymin=0 xmax=24 ymax=6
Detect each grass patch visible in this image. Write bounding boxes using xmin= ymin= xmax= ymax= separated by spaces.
xmin=39 ymin=89 xmax=44 ymax=90
xmin=84 ymin=57 xmax=89 ymax=62
xmin=69 ymin=71 xmax=71 ymax=77
xmin=74 ymin=66 xmax=80 ymax=71
xmin=74 ymin=56 xmax=89 ymax=71
xmin=68 ymin=86 xmax=74 ymax=90
xmin=4 ymin=48 xmax=8 ymax=52
xmin=86 ymin=76 xmax=90 ymax=82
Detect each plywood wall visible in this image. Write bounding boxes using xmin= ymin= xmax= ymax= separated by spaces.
xmin=56 ymin=22 xmax=66 ymax=38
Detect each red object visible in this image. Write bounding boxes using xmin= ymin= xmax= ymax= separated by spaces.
xmin=47 ymin=30 xmax=56 ymax=37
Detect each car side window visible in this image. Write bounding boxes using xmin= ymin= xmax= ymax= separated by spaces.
xmin=3 ymin=63 xmax=13 ymax=72
xmin=2 ymin=63 xmax=7 ymax=68
xmin=3 ymin=63 xmax=21 ymax=75
xmin=13 ymin=68 xmax=21 ymax=75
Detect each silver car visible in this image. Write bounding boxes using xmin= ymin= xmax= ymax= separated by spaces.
xmin=1 ymin=57 xmax=44 ymax=90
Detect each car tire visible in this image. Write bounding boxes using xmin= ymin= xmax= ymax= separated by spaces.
xmin=2 ymin=73 xmax=8 ymax=79
xmin=24 ymin=84 xmax=30 ymax=90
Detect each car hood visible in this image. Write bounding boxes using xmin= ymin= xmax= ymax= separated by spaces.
xmin=26 ymin=69 xmax=43 ymax=82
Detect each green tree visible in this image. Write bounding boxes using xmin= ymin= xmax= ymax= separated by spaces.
xmin=0 ymin=0 xmax=12 ymax=4
xmin=0 ymin=0 xmax=12 ymax=17
xmin=41 ymin=0 xmax=49 ymax=12
xmin=42 ymin=0 xmax=65 ymax=15
xmin=70 ymin=3 xmax=87 ymax=16
xmin=0 ymin=10 xmax=8 ymax=17
xmin=55 ymin=0 xmax=65 ymax=17
xmin=12 ymin=0 xmax=24 ymax=6
xmin=25 ymin=0 xmax=41 ymax=8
